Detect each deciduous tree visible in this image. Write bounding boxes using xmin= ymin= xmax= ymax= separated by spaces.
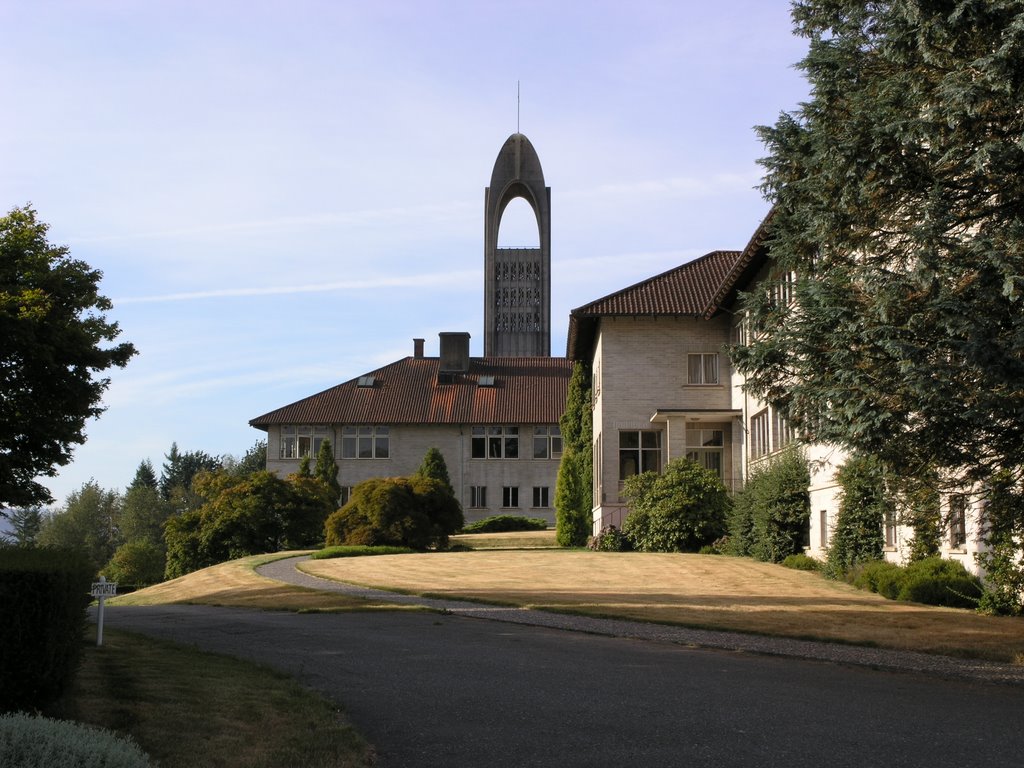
xmin=0 ymin=206 xmax=135 ymax=509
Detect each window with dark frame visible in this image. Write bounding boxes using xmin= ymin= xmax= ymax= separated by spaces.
xmin=949 ymin=494 xmax=967 ymax=549
xmin=502 ymin=486 xmax=519 ymax=508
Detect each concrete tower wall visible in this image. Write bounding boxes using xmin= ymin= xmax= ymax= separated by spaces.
xmin=484 ymin=133 xmax=551 ymax=357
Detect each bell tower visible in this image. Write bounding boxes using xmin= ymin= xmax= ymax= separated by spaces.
xmin=483 ymin=133 xmax=551 ymax=357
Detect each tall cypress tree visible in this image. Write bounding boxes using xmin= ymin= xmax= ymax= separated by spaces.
xmin=555 ymin=362 xmax=593 ymax=547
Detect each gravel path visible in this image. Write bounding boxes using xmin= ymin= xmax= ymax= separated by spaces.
xmin=257 ymin=555 xmax=1024 ymax=686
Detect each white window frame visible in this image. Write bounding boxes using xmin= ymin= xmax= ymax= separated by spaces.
xmin=532 ymin=426 xmax=562 ymax=459
xmin=472 ymin=426 xmax=519 ymax=459
xmin=750 ymin=410 xmax=770 ymax=461
xmin=687 ymin=353 xmax=720 ymax=385
xmin=470 ymin=486 xmax=487 ymax=508
xmin=685 ymin=428 xmax=724 ymax=480
xmin=280 ymin=425 xmax=331 ymax=460
xmin=341 ymin=425 xmax=390 ymax=459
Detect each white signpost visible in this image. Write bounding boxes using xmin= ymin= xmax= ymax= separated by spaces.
xmin=91 ymin=576 xmax=118 ymax=646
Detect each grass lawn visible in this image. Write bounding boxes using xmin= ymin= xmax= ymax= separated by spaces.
xmin=300 ymin=549 xmax=1024 ymax=663
xmin=111 ymin=552 xmax=414 ymax=612
xmin=49 ymin=627 xmax=373 ymax=768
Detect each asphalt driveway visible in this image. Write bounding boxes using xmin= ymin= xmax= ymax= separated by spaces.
xmin=105 ymin=604 xmax=1024 ymax=768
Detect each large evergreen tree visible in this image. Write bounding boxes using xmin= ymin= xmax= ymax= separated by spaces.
xmin=734 ymin=2 xmax=1024 ymax=492
xmin=0 ymin=206 xmax=136 ymax=509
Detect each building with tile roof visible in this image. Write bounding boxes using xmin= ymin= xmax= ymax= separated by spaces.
xmin=250 ymin=136 xmax=571 ymax=523
xmin=568 ymin=214 xmax=992 ymax=576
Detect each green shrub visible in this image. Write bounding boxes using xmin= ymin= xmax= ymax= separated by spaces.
xmin=621 ymin=459 xmax=730 ymax=553
xmin=897 ymin=557 xmax=982 ymax=609
xmin=825 ymin=453 xmax=889 ymax=579
xmin=847 ymin=557 xmax=984 ymax=609
xmin=310 ymin=545 xmax=415 ymax=560
xmin=0 ymin=712 xmax=151 ymax=768
xmin=0 ymin=547 xmax=93 ymax=713
xmin=781 ymin=553 xmax=821 ymax=571
xmin=850 ymin=559 xmax=904 ymax=599
xmin=323 ymin=476 xmax=462 ymax=550
xmin=587 ymin=526 xmax=630 ymax=552
xmin=734 ymin=448 xmax=811 ymax=563
xmin=462 ymin=515 xmax=548 ymax=534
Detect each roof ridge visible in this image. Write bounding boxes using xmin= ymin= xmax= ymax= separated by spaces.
xmin=569 ymin=249 xmax=742 ymax=317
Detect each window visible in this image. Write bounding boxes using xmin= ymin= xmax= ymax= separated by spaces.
xmin=685 ymin=428 xmax=724 ymax=480
xmin=771 ymin=270 xmax=796 ymax=308
xmin=772 ymin=409 xmax=795 ymax=452
xmin=687 ymin=353 xmax=719 ymax=385
xmin=340 ymin=426 xmax=389 ymax=459
xmin=619 ymin=430 xmax=661 ymax=481
xmin=502 ymin=486 xmax=519 ymax=508
xmin=532 ymin=487 xmax=550 ymax=508
xmin=470 ymin=486 xmax=487 ymax=508
xmin=750 ymin=410 xmax=770 ymax=460
xmin=339 ymin=486 xmax=353 ymax=506
xmin=280 ymin=425 xmax=331 ymax=459
xmin=533 ymin=426 xmax=562 ymax=459
xmin=949 ymin=494 xmax=967 ymax=549
xmin=884 ymin=510 xmax=897 ymax=548
xmin=472 ymin=426 xmax=519 ymax=459
xmin=819 ymin=510 xmax=828 ymax=548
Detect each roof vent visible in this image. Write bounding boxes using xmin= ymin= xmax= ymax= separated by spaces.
xmin=478 ymin=375 xmax=495 ymax=387
xmin=357 ymin=375 xmax=375 ymax=388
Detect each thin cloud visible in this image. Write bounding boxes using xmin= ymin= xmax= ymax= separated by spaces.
xmin=565 ymin=172 xmax=760 ymax=201
xmin=70 ymin=200 xmax=477 ymax=244
xmin=114 ymin=270 xmax=479 ymax=304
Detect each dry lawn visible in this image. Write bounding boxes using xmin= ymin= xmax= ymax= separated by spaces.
xmin=301 ymin=550 xmax=1024 ymax=663
xmin=112 ymin=552 xmax=407 ymax=612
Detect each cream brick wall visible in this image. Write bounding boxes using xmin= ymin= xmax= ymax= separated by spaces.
xmin=590 ymin=315 xmax=734 ymax=532
xmin=265 ymin=423 xmax=562 ymax=526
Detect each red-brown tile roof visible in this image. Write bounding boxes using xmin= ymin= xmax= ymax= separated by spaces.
xmin=249 ymin=356 xmax=573 ymax=428
xmin=566 ymin=249 xmax=742 ymax=359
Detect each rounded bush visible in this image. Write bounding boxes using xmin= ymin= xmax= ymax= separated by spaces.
xmin=621 ymin=459 xmax=729 ymax=553
xmin=0 ymin=712 xmax=151 ymax=768
xmin=781 ymin=553 xmax=821 ymax=572
xmin=849 ymin=559 xmax=905 ymax=599
xmin=897 ymin=557 xmax=982 ymax=609
xmin=587 ymin=526 xmax=629 ymax=552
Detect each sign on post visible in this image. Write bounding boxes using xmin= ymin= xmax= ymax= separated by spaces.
xmin=91 ymin=576 xmax=118 ymax=646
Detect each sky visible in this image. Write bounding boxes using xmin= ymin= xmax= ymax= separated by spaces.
xmin=2 ymin=1 xmax=811 ymax=507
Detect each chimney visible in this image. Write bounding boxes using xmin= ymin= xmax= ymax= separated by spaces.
xmin=413 ymin=338 xmax=425 ymax=358
xmin=439 ymin=332 xmax=471 ymax=373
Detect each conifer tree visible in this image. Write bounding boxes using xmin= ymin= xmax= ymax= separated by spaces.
xmin=314 ymin=439 xmax=342 ymax=505
xmin=555 ymin=362 xmax=593 ymax=546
